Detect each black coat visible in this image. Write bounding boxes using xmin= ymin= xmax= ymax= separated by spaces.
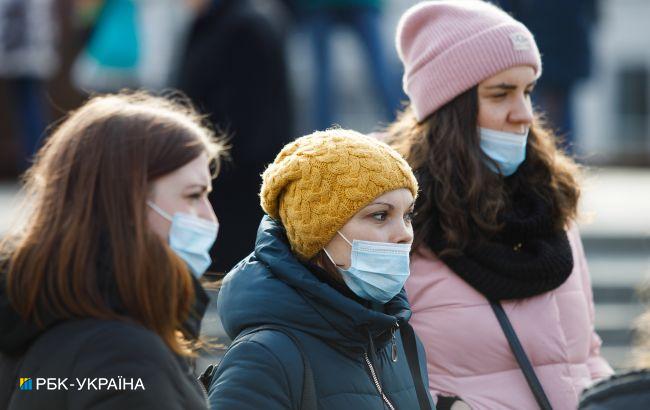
xmin=0 ymin=276 xmax=210 ymax=409
xmin=178 ymin=0 xmax=293 ymax=273
xmin=579 ymin=370 xmax=650 ymax=409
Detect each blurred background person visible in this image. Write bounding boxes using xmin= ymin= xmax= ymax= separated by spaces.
xmin=295 ymin=0 xmax=402 ymax=130
xmin=0 ymin=0 xmax=59 ymax=172
xmin=0 ymin=91 xmax=225 ymax=409
xmin=499 ymin=0 xmax=598 ymax=155
xmin=71 ymin=0 xmax=197 ymax=92
xmin=178 ymin=0 xmax=294 ymax=274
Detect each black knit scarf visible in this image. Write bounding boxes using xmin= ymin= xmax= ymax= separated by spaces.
xmin=426 ymin=185 xmax=574 ymax=301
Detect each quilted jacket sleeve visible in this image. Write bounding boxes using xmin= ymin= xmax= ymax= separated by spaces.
xmin=569 ymin=224 xmax=615 ymax=381
xmin=207 ymin=332 xmax=300 ymax=410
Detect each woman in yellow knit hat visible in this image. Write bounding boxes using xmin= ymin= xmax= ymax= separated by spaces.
xmin=203 ymin=128 xmax=434 ymax=409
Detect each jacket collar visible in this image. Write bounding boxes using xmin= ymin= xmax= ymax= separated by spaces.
xmin=218 ymin=216 xmax=412 ymax=354
xmin=0 ymin=261 xmax=209 ymax=354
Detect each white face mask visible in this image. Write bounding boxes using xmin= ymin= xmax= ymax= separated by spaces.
xmin=479 ymin=127 xmax=529 ymax=176
xmin=147 ymin=201 xmax=219 ymax=278
xmin=324 ymin=232 xmax=411 ymax=304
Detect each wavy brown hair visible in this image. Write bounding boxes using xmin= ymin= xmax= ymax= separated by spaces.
xmin=0 ymin=91 xmax=226 ymax=356
xmin=386 ymin=87 xmax=581 ymax=256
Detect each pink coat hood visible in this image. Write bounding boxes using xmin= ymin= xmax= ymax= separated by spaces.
xmin=405 ymin=224 xmax=613 ymax=409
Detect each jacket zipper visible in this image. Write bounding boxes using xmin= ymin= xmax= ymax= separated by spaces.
xmin=197 ymin=378 xmax=210 ymax=407
xmin=391 ymin=323 xmax=399 ymax=362
xmin=363 ymin=352 xmax=396 ymax=410
xmin=194 ymin=363 xmax=211 ymax=408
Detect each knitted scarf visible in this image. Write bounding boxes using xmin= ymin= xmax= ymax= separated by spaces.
xmin=427 ymin=185 xmax=574 ymax=301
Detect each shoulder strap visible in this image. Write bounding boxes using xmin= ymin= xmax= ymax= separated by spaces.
xmin=400 ymin=322 xmax=434 ymax=409
xmin=211 ymin=325 xmax=317 ymax=410
xmin=490 ymin=301 xmax=553 ymax=410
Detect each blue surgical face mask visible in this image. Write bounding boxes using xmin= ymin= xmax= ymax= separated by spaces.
xmin=324 ymin=232 xmax=411 ymax=304
xmin=479 ymin=127 xmax=528 ymax=177
xmin=147 ymin=201 xmax=218 ymax=278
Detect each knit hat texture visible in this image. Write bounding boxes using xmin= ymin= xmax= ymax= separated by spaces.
xmin=260 ymin=129 xmax=418 ymax=260
xmin=396 ymin=0 xmax=542 ymax=121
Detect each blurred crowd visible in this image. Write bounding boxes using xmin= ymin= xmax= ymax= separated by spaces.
xmin=1 ymin=0 xmax=403 ymax=272
xmin=0 ymin=0 xmax=598 ymax=274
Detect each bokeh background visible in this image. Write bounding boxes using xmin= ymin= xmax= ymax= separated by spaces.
xmin=0 ymin=0 xmax=648 ymax=371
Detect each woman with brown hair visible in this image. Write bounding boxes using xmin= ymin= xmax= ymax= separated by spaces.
xmin=0 ymin=91 xmax=226 ymax=409
xmin=386 ymin=1 xmax=612 ymax=409
xmin=205 ymin=129 xmax=434 ymax=409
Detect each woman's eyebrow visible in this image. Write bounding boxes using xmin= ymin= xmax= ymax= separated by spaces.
xmin=367 ymin=201 xmax=416 ymax=211
xmin=367 ymin=201 xmax=394 ymax=209
xmin=484 ymin=83 xmax=516 ymax=90
xmin=484 ymin=80 xmax=537 ymax=90
xmin=185 ymin=184 xmax=211 ymax=193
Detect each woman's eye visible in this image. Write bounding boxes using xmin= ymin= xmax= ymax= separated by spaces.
xmin=524 ymin=89 xmax=533 ymax=96
xmin=404 ymin=211 xmax=415 ymax=223
xmin=187 ymin=192 xmax=202 ymax=200
xmin=491 ymin=93 xmax=507 ymax=99
xmin=371 ymin=212 xmax=387 ymax=222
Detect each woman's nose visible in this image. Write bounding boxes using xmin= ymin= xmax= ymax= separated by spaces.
xmin=509 ymin=95 xmax=534 ymax=130
xmin=199 ymin=197 xmax=218 ymax=224
xmin=393 ymin=218 xmax=414 ymax=244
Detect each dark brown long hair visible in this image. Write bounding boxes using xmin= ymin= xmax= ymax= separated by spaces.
xmin=0 ymin=91 xmax=226 ymax=356
xmin=387 ymin=87 xmax=581 ymax=256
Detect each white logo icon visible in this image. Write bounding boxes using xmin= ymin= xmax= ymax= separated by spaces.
xmin=510 ymin=33 xmax=531 ymax=51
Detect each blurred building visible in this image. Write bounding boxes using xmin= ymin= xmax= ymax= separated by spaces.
xmin=575 ymin=0 xmax=650 ymax=165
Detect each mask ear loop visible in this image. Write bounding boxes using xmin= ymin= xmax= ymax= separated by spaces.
xmin=322 ymin=248 xmax=341 ymax=267
xmin=147 ymin=201 xmax=173 ymax=222
xmin=323 ymin=231 xmax=353 ymax=268
xmin=336 ymin=231 xmax=353 ymax=246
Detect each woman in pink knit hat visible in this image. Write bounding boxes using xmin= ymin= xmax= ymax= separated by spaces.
xmin=386 ymin=1 xmax=613 ymax=409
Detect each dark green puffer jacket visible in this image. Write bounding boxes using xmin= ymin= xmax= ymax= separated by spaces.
xmin=208 ymin=216 xmax=434 ymax=409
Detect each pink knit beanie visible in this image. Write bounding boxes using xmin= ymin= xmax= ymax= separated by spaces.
xmin=396 ymin=0 xmax=542 ymax=122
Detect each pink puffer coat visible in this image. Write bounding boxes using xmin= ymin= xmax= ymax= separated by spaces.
xmin=405 ymin=224 xmax=613 ymax=409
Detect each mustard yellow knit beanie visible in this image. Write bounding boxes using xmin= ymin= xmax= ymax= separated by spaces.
xmin=260 ymin=128 xmax=418 ymax=260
